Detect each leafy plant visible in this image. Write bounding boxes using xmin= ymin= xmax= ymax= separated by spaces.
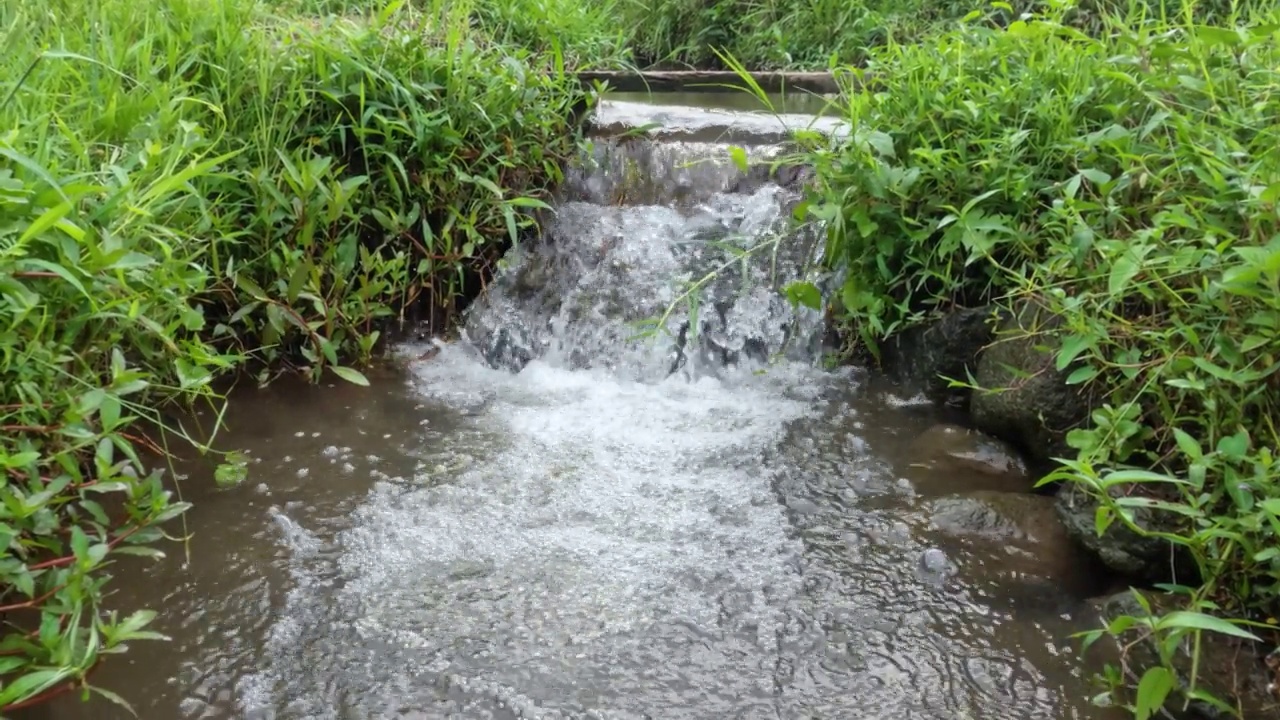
xmin=794 ymin=0 xmax=1280 ymax=715
xmin=0 ymin=0 xmax=592 ymax=710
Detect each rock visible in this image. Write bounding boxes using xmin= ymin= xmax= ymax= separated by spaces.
xmin=970 ymin=303 xmax=1095 ymax=466
xmin=726 ymin=162 xmax=813 ymax=195
xmin=880 ymin=306 xmax=1001 ymax=407
xmin=1054 ymin=481 xmax=1191 ymax=582
xmin=904 ymin=423 xmax=1030 ymax=494
xmin=1088 ymin=591 xmax=1278 ymax=720
xmin=927 ymin=490 xmax=1064 ymax=545
xmin=921 ymin=490 xmax=1101 ymax=597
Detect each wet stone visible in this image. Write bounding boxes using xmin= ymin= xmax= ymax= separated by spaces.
xmin=919 ymin=490 xmax=1099 ymax=598
xmin=902 ymin=423 xmax=1031 ymax=495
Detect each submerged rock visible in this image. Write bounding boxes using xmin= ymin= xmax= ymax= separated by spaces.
xmin=1088 ymin=591 xmax=1279 ymax=720
xmin=927 ymin=490 xmax=1064 ymax=545
xmin=921 ymin=490 xmax=1099 ymax=597
xmin=969 ymin=303 xmax=1095 ymax=466
xmin=880 ymin=306 xmax=1000 ymax=407
xmin=903 ymin=423 xmax=1030 ymax=494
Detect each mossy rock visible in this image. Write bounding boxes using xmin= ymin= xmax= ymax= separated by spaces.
xmin=970 ymin=303 xmax=1094 ymax=466
xmin=1055 ymin=481 xmax=1181 ymax=580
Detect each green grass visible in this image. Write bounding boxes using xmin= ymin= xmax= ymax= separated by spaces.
xmin=606 ymin=0 xmax=965 ymax=70
xmin=0 ymin=0 xmax=594 ymax=711
xmin=593 ymin=0 xmax=1244 ymax=71
xmin=5 ymin=0 xmax=1274 ymax=714
xmin=783 ymin=0 xmax=1280 ymax=715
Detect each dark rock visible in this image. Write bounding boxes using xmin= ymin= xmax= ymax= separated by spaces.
xmin=1055 ymin=481 xmax=1191 ymax=582
xmin=970 ymin=303 xmax=1095 ymax=466
xmin=880 ymin=306 xmax=1001 ymax=407
xmin=904 ymin=423 xmax=1030 ymax=495
xmin=1088 ymin=591 xmax=1279 ymax=719
xmin=726 ymin=162 xmax=813 ymax=195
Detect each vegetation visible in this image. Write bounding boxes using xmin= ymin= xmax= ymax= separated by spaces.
xmin=0 ymin=0 xmax=595 ymax=711
xmin=5 ymin=0 xmax=1277 ymax=715
xmin=786 ymin=0 xmax=1280 ymax=716
xmin=605 ymin=0 xmax=966 ymax=69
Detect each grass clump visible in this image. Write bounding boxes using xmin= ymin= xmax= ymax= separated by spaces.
xmin=793 ymin=0 xmax=1280 ymax=715
xmin=600 ymin=0 xmax=1243 ymax=71
xmin=610 ymin=0 xmax=971 ymax=70
xmin=0 ymin=0 xmax=589 ymax=711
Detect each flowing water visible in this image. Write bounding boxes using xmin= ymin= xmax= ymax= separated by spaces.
xmin=23 ymin=97 xmax=1126 ymax=720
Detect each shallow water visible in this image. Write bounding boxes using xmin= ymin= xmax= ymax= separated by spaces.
xmin=23 ymin=97 xmax=1124 ymax=720
xmin=24 ymin=364 xmax=1118 ymax=720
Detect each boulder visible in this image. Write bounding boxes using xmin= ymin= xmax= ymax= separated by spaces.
xmin=1088 ymin=591 xmax=1279 ymax=720
xmin=1054 ymin=481 xmax=1185 ymax=581
xmin=970 ymin=303 xmax=1095 ymax=466
xmin=904 ymin=423 xmax=1030 ymax=495
xmin=879 ymin=306 xmax=1001 ymax=408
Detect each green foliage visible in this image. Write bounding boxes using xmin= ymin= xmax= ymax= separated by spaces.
xmin=0 ymin=0 xmax=588 ymax=710
xmin=279 ymin=0 xmax=631 ymax=67
xmin=611 ymin=0 xmax=972 ymax=70
xmin=594 ymin=0 xmax=1244 ymax=71
xmin=797 ymin=0 xmax=1280 ymax=714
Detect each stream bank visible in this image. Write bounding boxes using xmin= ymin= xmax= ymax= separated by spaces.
xmin=20 ymin=94 xmax=1132 ymax=720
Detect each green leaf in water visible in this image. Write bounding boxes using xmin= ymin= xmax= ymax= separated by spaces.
xmin=331 ymin=365 xmax=370 ymax=386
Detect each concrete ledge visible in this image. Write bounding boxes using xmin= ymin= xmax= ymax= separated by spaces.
xmin=575 ymin=70 xmax=843 ymax=96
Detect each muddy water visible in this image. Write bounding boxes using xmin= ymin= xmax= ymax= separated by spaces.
xmin=23 ymin=97 xmax=1125 ymax=720
xmin=24 ymin=366 xmax=1118 ymax=720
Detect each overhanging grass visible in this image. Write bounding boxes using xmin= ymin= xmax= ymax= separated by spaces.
xmin=0 ymin=0 xmax=591 ymax=710
xmin=790 ymin=0 xmax=1280 ymax=715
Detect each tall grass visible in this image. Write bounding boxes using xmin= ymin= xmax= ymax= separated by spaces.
xmin=790 ymin=0 xmax=1280 ymax=715
xmin=0 ymin=0 xmax=591 ymax=710
xmin=597 ymin=0 xmax=1244 ymax=71
xmin=611 ymin=0 xmax=955 ymax=69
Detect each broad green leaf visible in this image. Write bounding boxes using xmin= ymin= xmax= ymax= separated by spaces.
xmin=1099 ymin=469 xmax=1188 ymax=486
xmin=18 ymin=259 xmax=91 ymax=302
xmin=1172 ymin=428 xmax=1202 ymax=461
xmin=89 ymin=684 xmax=137 ymax=716
xmin=1065 ymin=365 xmax=1098 ymax=385
xmin=1134 ymin=666 xmax=1175 ymax=720
xmin=1216 ymin=430 xmax=1248 ymax=460
xmin=784 ymin=281 xmax=823 ymax=311
xmin=1055 ymin=334 xmax=1093 ymax=371
xmin=332 ymin=366 xmax=371 ymax=387
xmin=0 ymin=668 xmax=71 ymax=706
xmin=1154 ymin=611 xmax=1260 ymax=641
xmin=1108 ymin=251 xmax=1141 ymax=297
xmin=70 ymin=525 xmax=90 ymax=564
xmin=17 ymin=200 xmax=76 ymax=244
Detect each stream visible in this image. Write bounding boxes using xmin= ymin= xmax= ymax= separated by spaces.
xmin=23 ymin=95 xmax=1125 ymax=720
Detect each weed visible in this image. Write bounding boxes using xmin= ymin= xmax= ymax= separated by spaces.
xmin=792 ymin=0 xmax=1280 ymax=715
xmin=0 ymin=0 xmax=590 ymax=710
